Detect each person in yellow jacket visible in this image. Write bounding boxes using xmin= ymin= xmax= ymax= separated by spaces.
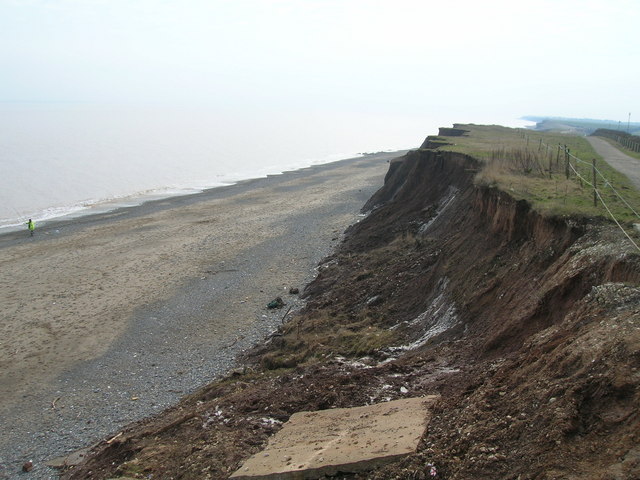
xmin=26 ymin=219 xmax=35 ymax=236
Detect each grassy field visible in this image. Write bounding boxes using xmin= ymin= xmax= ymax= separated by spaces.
xmin=433 ymin=124 xmax=640 ymax=225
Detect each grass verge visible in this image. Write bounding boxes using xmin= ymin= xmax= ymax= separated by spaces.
xmin=437 ymin=124 xmax=640 ymax=224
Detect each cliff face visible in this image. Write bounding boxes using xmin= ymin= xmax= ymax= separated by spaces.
xmin=341 ymin=150 xmax=640 ymax=479
xmin=64 ymin=150 xmax=640 ymax=480
xmin=332 ymin=150 xmax=639 ymax=357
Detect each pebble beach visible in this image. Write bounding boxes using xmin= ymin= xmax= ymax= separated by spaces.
xmin=0 ymin=151 xmax=402 ymax=479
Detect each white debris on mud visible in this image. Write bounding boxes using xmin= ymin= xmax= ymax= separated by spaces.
xmin=391 ymin=277 xmax=458 ymax=353
xmin=418 ymin=186 xmax=459 ymax=235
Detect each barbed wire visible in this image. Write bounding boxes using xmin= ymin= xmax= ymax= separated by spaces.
xmin=575 ymin=151 xmax=639 ymax=220
xmin=599 ymin=178 xmax=640 ymax=219
xmin=567 ymin=162 xmax=594 ymax=188
xmin=541 ymin=140 xmax=640 ymax=219
xmin=535 ymin=138 xmax=640 ymax=252
xmin=595 ymin=189 xmax=640 ymax=252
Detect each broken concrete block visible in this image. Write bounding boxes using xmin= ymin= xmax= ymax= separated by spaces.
xmin=46 ymin=447 xmax=90 ymax=469
xmin=230 ymin=395 xmax=439 ymax=479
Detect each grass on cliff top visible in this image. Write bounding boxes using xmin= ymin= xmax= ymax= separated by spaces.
xmin=436 ymin=124 xmax=640 ymax=225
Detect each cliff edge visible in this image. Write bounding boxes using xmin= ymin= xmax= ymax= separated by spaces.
xmin=63 ymin=134 xmax=640 ymax=480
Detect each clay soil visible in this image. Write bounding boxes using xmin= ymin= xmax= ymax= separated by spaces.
xmin=62 ymin=150 xmax=640 ymax=480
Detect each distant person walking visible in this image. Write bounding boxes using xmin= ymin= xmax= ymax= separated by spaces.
xmin=26 ymin=219 xmax=35 ymax=236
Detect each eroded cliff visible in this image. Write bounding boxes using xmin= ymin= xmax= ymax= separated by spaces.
xmin=63 ymin=148 xmax=640 ymax=480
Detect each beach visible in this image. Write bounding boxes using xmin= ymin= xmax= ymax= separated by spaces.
xmin=0 ymin=151 xmax=401 ymax=478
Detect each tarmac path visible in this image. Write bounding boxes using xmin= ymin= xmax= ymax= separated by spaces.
xmin=587 ymin=136 xmax=640 ymax=190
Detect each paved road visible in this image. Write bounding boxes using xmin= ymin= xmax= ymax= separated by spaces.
xmin=587 ymin=136 xmax=640 ymax=190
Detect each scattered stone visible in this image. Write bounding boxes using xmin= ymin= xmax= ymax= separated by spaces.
xmin=22 ymin=461 xmax=33 ymax=472
xmin=289 ymin=287 xmax=299 ymax=295
xmin=267 ymin=297 xmax=286 ymax=309
xmin=230 ymin=367 xmax=248 ymax=377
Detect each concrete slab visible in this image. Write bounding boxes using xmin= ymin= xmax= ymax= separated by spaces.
xmin=45 ymin=447 xmax=91 ymax=469
xmin=230 ymin=395 xmax=439 ymax=480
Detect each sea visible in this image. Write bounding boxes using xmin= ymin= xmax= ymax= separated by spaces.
xmin=0 ymin=103 xmax=530 ymax=232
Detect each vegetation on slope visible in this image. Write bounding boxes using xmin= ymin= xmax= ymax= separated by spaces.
xmin=433 ymin=124 xmax=640 ymax=224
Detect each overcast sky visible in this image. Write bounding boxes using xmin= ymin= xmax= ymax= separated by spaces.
xmin=1 ymin=0 xmax=638 ymax=123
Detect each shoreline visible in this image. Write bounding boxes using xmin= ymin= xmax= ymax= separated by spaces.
xmin=0 ymin=151 xmax=395 ymax=237
xmin=0 ymin=150 xmax=404 ymax=478
xmin=0 ymin=152 xmax=395 ymax=246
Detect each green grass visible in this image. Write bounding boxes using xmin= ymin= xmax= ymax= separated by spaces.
xmin=259 ymin=311 xmax=398 ymax=370
xmin=435 ymin=124 xmax=640 ymax=225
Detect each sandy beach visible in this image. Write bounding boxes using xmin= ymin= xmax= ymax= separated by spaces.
xmin=0 ymin=151 xmax=401 ymax=478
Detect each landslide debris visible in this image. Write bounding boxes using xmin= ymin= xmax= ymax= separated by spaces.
xmin=62 ymin=147 xmax=640 ymax=480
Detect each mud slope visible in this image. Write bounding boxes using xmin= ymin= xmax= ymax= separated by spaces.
xmin=63 ymin=150 xmax=640 ymax=480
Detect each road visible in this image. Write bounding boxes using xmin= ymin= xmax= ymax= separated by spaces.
xmin=587 ymin=136 xmax=640 ymax=190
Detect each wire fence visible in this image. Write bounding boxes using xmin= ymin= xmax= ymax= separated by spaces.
xmin=535 ymin=138 xmax=640 ymax=252
xmin=592 ymin=129 xmax=640 ymax=153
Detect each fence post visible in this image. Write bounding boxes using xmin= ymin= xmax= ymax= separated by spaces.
xmin=556 ymin=144 xmax=561 ymax=168
xmin=565 ymin=146 xmax=570 ymax=179
xmin=592 ymin=158 xmax=597 ymax=207
xmin=539 ymin=138 xmax=542 ymax=151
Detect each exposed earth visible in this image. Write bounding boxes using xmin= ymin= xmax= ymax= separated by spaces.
xmin=60 ymin=147 xmax=640 ymax=479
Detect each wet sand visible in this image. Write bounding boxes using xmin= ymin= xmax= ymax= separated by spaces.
xmin=0 ymin=151 xmax=402 ymax=478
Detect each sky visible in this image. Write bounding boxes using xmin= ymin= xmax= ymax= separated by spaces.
xmin=1 ymin=0 xmax=638 ymax=124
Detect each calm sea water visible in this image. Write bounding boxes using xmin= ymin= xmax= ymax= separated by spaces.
xmin=0 ymin=103 xmax=528 ymax=231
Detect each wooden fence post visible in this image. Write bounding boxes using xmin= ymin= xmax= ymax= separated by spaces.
xmin=592 ymin=158 xmax=597 ymax=207
xmin=565 ymin=146 xmax=570 ymax=179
